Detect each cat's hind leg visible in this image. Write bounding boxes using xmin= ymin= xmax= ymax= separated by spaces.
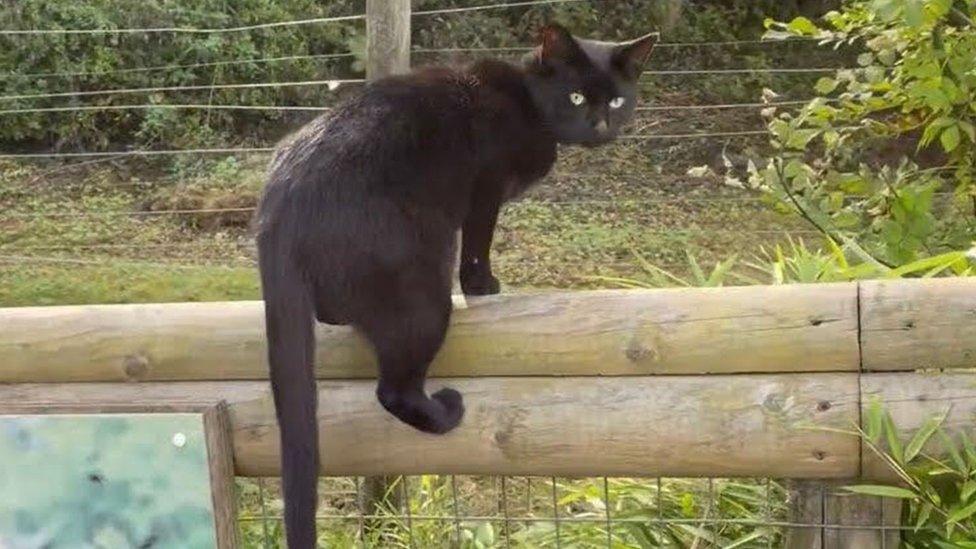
xmin=356 ymin=288 xmax=464 ymax=434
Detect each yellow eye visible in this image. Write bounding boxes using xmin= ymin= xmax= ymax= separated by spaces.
xmin=569 ymin=92 xmax=586 ymax=106
xmin=609 ymin=97 xmax=626 ymax=109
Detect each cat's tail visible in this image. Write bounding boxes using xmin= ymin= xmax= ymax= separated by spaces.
xmin=258 ymin=236 xmax=319 ymax=549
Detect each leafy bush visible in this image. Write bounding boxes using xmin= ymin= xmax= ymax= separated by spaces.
xmin=1 ymin=0 xmax=843 ymax=150
xmin=0 ymin=0 xmax=363 ymax=149
xmin=592 ymin=236 xmax=973 ymax=289
xmin=748 ymin=0 xmax=976 ymax=267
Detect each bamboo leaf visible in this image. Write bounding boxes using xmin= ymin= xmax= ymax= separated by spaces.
xmin=906 ymin=414 xmax=946 ymax=462
xmin=948 ymin=500 xmax=976 ymax=524
xmin=844 ymin=485 xmax=917 ymax=499
xmin=883 ymin=409 xmax=905 ymax=464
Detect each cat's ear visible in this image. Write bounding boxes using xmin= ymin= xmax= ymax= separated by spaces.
xmin=612 ymin=31 xmax=659 ymax=80
xmin=537 ymin=23 xmax=581 ymax=62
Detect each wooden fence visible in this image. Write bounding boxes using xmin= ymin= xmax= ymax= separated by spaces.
xmin=2 ymin=278 xmax=973 ymax=481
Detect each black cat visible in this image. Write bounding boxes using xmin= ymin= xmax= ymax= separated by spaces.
xmin=255 ymin=23 xmax=657 ymax=548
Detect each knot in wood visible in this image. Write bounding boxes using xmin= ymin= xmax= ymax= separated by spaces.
xmin=122 ymin=354 xmax=150 ymax=380
xmin=624 ymin=339 xmax=656 ymax=364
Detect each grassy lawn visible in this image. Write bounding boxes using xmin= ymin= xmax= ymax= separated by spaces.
xmin=0 ymin=139 xmax=811 ymax=306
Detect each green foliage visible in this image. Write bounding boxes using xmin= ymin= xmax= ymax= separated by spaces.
xmin=853 ymin=400 xmax=976 ymax=547
xmin=751 ymin=0 xmax=976 ymax=267
xmin=235 ymin=476 xmax=786 ymax=548
xmin=1 ymin=0 xmax=844 ymax=150
xmin=0 ymin=0 xmax=363 ymax=149
xmin=591 ymin=236 xmax=973 ymax=289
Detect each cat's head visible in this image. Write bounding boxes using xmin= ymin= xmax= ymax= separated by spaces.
xmin=523 ymin=24 xmax=658 ymax=146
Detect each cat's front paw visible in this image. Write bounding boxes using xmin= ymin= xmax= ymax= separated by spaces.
xmin=460 ymin=263 xmax=501 ymax=296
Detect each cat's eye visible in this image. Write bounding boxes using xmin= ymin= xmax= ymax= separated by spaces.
xmin=609 ymin=97 xmax=627 ymax=109
xmin=569 ymin=92 xmax=586 ymax=106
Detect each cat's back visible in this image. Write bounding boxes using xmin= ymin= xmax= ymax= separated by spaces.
xmin=269 ymin=67 xmax=479 ymax=184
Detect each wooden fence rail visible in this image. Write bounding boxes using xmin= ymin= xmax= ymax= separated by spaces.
xmin=1 ymin=278 xmax=973 ymax=480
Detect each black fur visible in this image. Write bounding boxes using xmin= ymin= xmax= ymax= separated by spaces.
xmin=255 ymin=24 xmax=657 ymax=548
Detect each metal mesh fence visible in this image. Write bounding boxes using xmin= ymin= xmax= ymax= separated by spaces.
xmin=235 ymin=475 xmax=905 ymax=548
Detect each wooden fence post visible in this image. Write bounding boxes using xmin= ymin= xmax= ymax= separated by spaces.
xmin=787 ymin=480 xmax=902 ymax=548
xmin=366 ymin=0 xmax=411 ymax=80
xmin=363 ymin=0 xmax=413 ymax=533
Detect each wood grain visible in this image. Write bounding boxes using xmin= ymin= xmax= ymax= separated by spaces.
xmin=0 ymin=284 xmax=860 ymax=382
xmin=365 ymin=0 xmax=410 ymax=80
xmin=0 ymin=374 xmax=859 ymax=478
xmin=860 ymin=278 xmax=976 ymax=371
xmin=861 ymin=372 xmax=976 ymax=479
xmin=203 ymin=403 xmax=239 ymax=549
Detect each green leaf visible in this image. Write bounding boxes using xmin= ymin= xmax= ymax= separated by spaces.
xmin=915 ymin=501 xmax=934 ymax=531
xmin=948 ymin=500 xmax=976 ymax=524
xmin=864 ymin=397 xmax=884 ymax=444
xmin=787 ymin=16 xmax=820 ymax=35
xmin=475 ymin=522 xmax=495 ymax=545
xmin=904 ymin=0 xmax=925 ymax=27
xmin=962 ymin=480 xmax=976 ymax=503
xmin=815 ymin=77 xmax=839 ymax=94
xmin=960 ymin=121 xmax=976 ymax=143
xmin=941 ymin=125 xmax=962 ymax=152
xmin=939 ymin=430 xmax=967 ymax=472
xmin=844 ymin=485 xmax=917 ymax=499
xmin=883 ymin=410 xmax=905 ymax=464
xmin=905 ymin=414 xmax=945 ymax=462
xmin=961 ymin=433 xmax=976 ymax=469
xmin=787 ymin=129 xmax=821 ymax=150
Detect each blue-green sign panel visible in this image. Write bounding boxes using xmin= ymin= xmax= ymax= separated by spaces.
xmin=0 ymin=413 xmax=218 ymax=549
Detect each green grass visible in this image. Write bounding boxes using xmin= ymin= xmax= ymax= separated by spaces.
xmin=0 ymin=142 xmax=813 ymax=303
xmin=0 ymin=262 xmax=259 ymax=306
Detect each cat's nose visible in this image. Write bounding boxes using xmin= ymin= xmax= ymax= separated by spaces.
xmin=593 ymin=119 xmax=610 ymax=135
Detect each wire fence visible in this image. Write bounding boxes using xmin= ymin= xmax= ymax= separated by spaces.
xmin=232 ymin=475 xmax=904 ymax=548
xmin=0 ymin=2 xmax=914 ymax=548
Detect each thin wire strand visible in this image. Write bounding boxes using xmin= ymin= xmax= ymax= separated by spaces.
xmin=603 ymin=478 xmax=612 ymax=547
xmin=551 ymin=477 xmax=562 ymax=549
xmin=16 ymin=193 xmax=887 ymax=220
xmin=655 ymin=37 xmax=822 ymax=48
xmin=621 ymin=129 xmax=770 ymax=139
xmin=0 ymin=104 xmax=332 ymax=115
xmin=635 ymin=99 xmax=824 ymax=112
xmin=0 ymin=14 xmax=365 ymax=35
xmin=412 ymin=37 xmax=821 ymax=54
xmin=413 ymin=0 xmax=584 ymax=17
xmin=643 ymin=67 xmax=852 ymax=75
xmin=451 ymin=476 xmax=463 ymax=547
xmin=0 ymin=128 xmax=773 ymax=159
xmin=0 ymin=224 xmax=825 ymax=253
xmin=0 ymin=254 xmax=250 ymax=270
xmin=401 ymin=478 xmax=414 ymax=549
xmin=0 ymin=147 xmax=274 ymax=159
xmin=235 ymin=512 xmax=926 ymax=530
xmin=0 ymin=78 xmax=362 ymax=102
xmin=0 ymin=0 xmax=585 ymax=35
xmin=0 ymin=130 xmax=769 ymax=159
xmin=4 ymin=52 xmax=356 ymax=81
xmin=501 ymin=477 xmax=512 ymax=549
xmin=256 ymin=478 xmax=273 ymax=549
xmin=355 ymin=477 xmax=366 ymax=547
xmin=0 ymin=98 xmax=816 ymax=116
